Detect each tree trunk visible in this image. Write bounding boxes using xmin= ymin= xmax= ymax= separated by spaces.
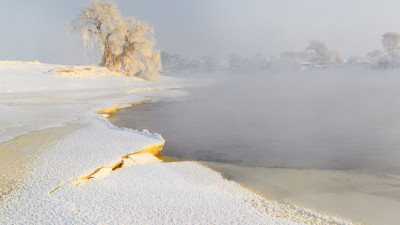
xmin=101 ymin=43 xmax=112 ymax=67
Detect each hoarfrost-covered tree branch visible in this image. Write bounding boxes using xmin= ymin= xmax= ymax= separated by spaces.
xmin=306 ymin=40 xmax=340 ymax=66
xmin=70 ymin=0 xmax=161 ymax=80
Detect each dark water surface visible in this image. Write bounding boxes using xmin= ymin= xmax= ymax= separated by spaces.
xmin=110 ymin=71 xmax=400 ymax=175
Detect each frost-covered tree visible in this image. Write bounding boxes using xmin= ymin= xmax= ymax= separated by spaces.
xmin=121 ymin=17 xmax=161 ymax=80
xmin=279 ymin=51 xmax=303 ymax=69
xmin=347 ymin=56 xmax=363 ymax=65
xmin=365 ymin=49 xmax=384 ymax=65
xmin=367 ymin=49 xmax=384 ymax=60
xmin=306 ymin=40 xmax=340 ymax=66
xmin=382 ymin=32 xmax=400 ymax=58
xmin=160 ymin=52 xmax=191 ymax=72
xmin=247 ymin=54 xmax=270 ymax=70
xmin=70 ymin=0 xmax=161 ymax=80
xmin=379 ymin=32 xmax=400 ymax=68
xmin=228 ymin=53 xmax=243 ymax=70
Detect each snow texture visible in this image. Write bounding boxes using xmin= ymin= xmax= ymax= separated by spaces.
xmin=0 ymin=61 xmax=352 ymax=224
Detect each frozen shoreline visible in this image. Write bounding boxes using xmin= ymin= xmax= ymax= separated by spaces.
xmin=0 ymin=61 xmax=353 ymax=224
xmin=203 ymin=161 xmax=400 ymax=225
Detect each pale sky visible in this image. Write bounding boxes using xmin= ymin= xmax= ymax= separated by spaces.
xmin=1 ymin=0 xmax=400 ymax=64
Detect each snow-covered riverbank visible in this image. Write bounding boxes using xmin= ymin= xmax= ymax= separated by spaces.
xmin=0 ymin=61 xmax=353 ymax=224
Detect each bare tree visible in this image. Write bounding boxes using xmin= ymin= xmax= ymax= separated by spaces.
xmin=70 ymin=0 xmax=161 ymax=80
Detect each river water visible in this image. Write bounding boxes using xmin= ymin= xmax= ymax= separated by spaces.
xmin=110 ymin=70 xmax=400 ymax=176
xmin=109 ymin=70 xmax=400 ymax=224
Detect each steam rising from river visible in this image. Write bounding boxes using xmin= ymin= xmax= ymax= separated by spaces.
xmin=112 ymin=68 xmax=400 ymax=175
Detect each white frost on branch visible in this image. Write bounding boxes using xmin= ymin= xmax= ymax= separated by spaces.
xmin=70 ymin=0 xmax=161 ymax=80
xmin=306 ymin=40 xmax=340 ymax=66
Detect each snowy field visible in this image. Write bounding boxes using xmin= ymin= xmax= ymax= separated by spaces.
xmin=0 ymin=61 xmax=354 ymax=224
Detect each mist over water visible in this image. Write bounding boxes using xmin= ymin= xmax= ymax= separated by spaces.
xmin=111 ymin=69 xmax=400 ymax=175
